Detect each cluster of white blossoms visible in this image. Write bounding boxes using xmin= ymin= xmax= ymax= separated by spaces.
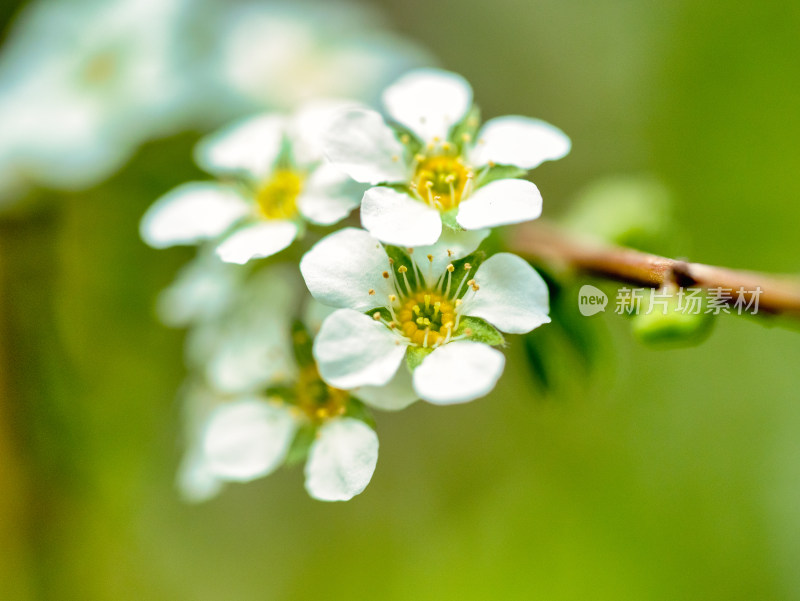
xmin=0 ymin=0 xmax=428 ymax=209
xmin=142 ymin=62 xmax=569 ymax=500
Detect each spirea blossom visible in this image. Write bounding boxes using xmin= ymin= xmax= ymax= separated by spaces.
xmin=140 ymin=102 xmax=364 ymax=264
xmin=0 ymin=0 xmax=198 ymax=197
xmin=300 ymin=228 xmax=551 ymax=404
xmin=322 ymin=69 xmax=571 ymax=246
xmin=175 ymin=266 xmax=384 ymax=502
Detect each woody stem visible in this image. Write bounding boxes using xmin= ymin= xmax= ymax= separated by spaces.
xmin=510 ymin=220 xmax=800 ymax=318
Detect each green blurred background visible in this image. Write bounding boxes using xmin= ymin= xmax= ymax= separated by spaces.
xmin=2 ymin=0 xmax=800 ymax=599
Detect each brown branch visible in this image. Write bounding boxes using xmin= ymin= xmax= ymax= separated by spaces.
xmin=510 ymin=220 xmax=800 ymax=317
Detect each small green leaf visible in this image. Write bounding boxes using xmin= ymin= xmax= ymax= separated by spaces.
xmin=406 ymin=346 xmax=433 ymax=370
xmin=455 ymin=316 xmax=504 ymax=346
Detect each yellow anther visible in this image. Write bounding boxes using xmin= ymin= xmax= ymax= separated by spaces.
xmin=447 ymin=263 xmax=455 ymax=272
xmin=427 ymin=254 xmax=434 ymax=262
xmin=464 ymin=263 xmax=472 ymax=270
xmin=388 ymin=258 xmax=394 ymax=265
xmin=424 ymin=294 xmax=431 ymax=309
xmin=400 ymin=134 xmax=410 ymax=144
xmin=416 ymin=317 xmax=425 ymax=326
xmin=447 ymin=249 xmax=454 ymax=257
xmin=373 ymin=312 xmax=381 ymax=320
xmin=398 ymin=265 xmax=408 ymax=274
xmin=467 ymin=279 xmax=476 ymax=287
xmin=462 ymin=133 xmax=472 ymax=142
xmin=368 ymin=289 xmax=375 ymax=295
xmin=389 ymin=322 xmax=397 ymax=329
xmin=442 ymin=142 xmax=452 ymax=151
xmin=472 ymin=283 xmax=480 ymax=291
xmin=382 ymin=271 xmax=390 ymax=279
xmin=389 ymin=294 xmax=397 ymax=302
xmin=455 ymin=299 xmax=463 ymax=306
xmin=413 ymin=304 xmax=421 ymax=315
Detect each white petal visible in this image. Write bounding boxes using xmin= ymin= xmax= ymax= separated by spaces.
xmin=470 ymin=116 xmax=571 ymax=169
xmin=456 ymin=179 xmax=542 ymax=230
xmin=314 ymin=309 xmax=406 ymax=389
xmin=297 ymin=162 xmax=362 ymax=226
xmin=215 ymin=220 xmax=298 ymax=264
xmin=467 ymin=253 xmax=551 ymax=334
xmin=304 ymin=417 xmax=379 ymax=502
xmin=382 ymin=69 xmax=472 ymax=141
xmin=361 ymin=186 xmax=441 ymax=246
xmin=194 ymin=114 xmax=285 ymax=180
xmin=413 ymin=228 xmax=489 ymax=287
xmin=200 ymin=265 xmax=300 ymax=392
xmin=322 ymin=107 xmax=408 ymax=184
xmin=412 ymin=341 xmax=505 ymax=405
xmin=290 ymin=99 xmax=363 ymax=165
xmin=140 ymin=182 xmax=251 ymax=248
xmin=202 ymin=398 xmax=297 ymax=482
xmin=356 ymin=365 xmax=418 ymax=411
xmin=176 ymin=449 xmax=224 ymax=503
xmin=300 ymin=227 xmax=389 ymax=311
xmin=157 ymin=251 xmax=244 ymax=327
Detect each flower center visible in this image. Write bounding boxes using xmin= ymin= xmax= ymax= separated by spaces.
xmin=414 ymin=155 xmax=472 ymax=211
xmin=294 ymin=364 xmax=348 ymax=422
xmin=81 ymin=51 xmax=119 ymax=86
xmin=256 ymin=169 xmax=303 ymax=220
xmin=396 ymin=290 xmax=456 ymax=347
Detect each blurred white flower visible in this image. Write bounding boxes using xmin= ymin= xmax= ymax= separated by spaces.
xmin=141 ymin=102 xmax=365 ymax=264
xmin=175 ymin=264 xmax=386 ymax=502
xmin=209 ymin=0 xmax=433 ymax=118
xmin=323 ymin=69 xmax=571 ymax=246
xmin=300 ymin=228 xmax=551 ymax=405
xmin=0 ymin=0 xmax=200 ymax=196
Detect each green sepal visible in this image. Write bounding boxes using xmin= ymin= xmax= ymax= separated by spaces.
xmin=441 ymin=209 xmax=464 ymax=232
xmin=449 ymin=104 xmax=482 ymax=152
xmin=383 ymin=244 xmax=419 ymax=294
xmin=342 ymin=397 xmax=376 ymax=429
xmin=475 ymin=164 xmax=528 ymax=187
xmin=455 ymin=316 xmax=505 ymax=346
xmin=274 ymin=133 xmax=296 ymax=170
xmin=449 ymin=250 xmax=486 ymax=298
xmin=284 ymin=422 xmax=316 ymax=466
xmin=364 ymin=306 xmax=392 ymax=322
xmin=406 ymin=346 xmax=433 ymax=370
xmin=387 ymin=122 xmax=424 ymax=159
xmin=290 ymin=320 xmax=315 ymax=368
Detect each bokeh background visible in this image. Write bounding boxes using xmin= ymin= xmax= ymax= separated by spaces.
xmin=2 ymin=0 xmax=800 ymax=599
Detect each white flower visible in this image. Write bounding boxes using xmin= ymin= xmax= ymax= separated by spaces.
xmin=210 ymin=0 xmax=433 ymax=117
xmin=322 ymin=69 xmax=571 ymax=246
xmin=140 ymin=102 xmax=364 ymax=264
xmin=175 ymin=264 xmax=383 ymax=502
xmin=300 ymin=228 xmax=551 ymax=405
xmin=0 ymin=0 xmax=199 ymax=193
